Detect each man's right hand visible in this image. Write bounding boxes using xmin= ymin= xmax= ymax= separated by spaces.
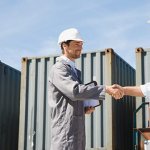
xmin=105 ymin=84 xmax=124 ymax=99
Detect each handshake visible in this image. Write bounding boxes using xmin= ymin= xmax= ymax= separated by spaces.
xmin=106 ymin=84 xmax=124 ymax=99
xmin=85 ymin=84 xmax=124 ymax=114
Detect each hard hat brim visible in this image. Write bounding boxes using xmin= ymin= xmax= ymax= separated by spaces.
xmin=58 ymin=38 xmax=83 ymax=45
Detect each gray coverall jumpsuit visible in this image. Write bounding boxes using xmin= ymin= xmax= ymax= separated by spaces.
xmin=48 ymin=57 xmax=105 ymax=150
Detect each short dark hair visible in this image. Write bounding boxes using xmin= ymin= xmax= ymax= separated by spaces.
xmin=60 ymin=40 xmax=73 ymax=50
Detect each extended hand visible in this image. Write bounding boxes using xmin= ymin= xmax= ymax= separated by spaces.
xmin=106 ymin=84 xmax=124 ymax=99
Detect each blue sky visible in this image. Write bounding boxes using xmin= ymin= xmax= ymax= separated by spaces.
xmin=0 ymin=0 xmax=150 ymax=70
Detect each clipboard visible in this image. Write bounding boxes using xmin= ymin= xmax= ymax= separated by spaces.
xmin=84 ymin=81 xmax=102 ymax=108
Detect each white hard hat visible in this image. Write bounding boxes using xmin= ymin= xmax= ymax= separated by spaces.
xmin=58 ymin=28 xmax=83 ymax=45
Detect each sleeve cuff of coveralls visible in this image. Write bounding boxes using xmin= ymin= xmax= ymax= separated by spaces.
xmin=98 ymin=86 xmax=106 ymax=101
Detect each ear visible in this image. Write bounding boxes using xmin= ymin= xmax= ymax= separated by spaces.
xmin=62 ymin=43 xmax=68 ymax=50
xmin=61 ymin=43 xmax=65 ymax=47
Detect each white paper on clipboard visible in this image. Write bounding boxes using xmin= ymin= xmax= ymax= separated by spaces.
xmin=84 ymin=81 xmax=101 ymax=108
xmin=84 ymin=99 xmax=100 ymax=107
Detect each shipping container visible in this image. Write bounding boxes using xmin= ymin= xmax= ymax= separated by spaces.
xmin=0 ymin=61 xmax=21 ymax=150
xmin=18 ymin=49 xmax=135 ymax=150
xmin=135 ymin=48 xmax=150 ymax=128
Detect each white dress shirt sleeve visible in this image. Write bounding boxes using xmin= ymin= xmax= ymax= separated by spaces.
xmin=140 ymin=82 xmax=150 ymax=99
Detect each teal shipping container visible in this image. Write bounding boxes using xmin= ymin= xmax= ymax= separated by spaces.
xmin=0 ymin=61 xmax=21 ymax=150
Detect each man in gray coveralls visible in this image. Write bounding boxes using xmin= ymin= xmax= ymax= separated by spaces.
xmin=48 ymin=28 xmax=123 ymax=150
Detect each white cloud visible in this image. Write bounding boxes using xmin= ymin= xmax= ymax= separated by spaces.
xmin=38 ymin=38 xmax=60 ymax=56
xmin=147 ymin=20 xmax=150 ymax=24
xmin=0 ymin=38 xmax=60 ymax=70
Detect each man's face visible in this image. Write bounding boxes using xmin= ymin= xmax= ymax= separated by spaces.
xmin=63 ymin=40 xmax=83 ymax=60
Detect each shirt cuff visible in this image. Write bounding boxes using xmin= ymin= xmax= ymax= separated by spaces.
xmin=140 ymin=84 xmax=146 ymax=96
xmin=140 ymin=83 xmax=150 ymax=98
